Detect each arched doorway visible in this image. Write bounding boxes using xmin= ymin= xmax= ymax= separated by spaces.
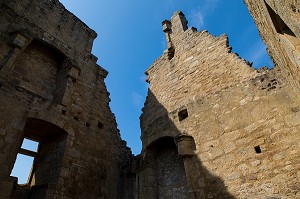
xmin=137 ymin=136 xmax=190 ymax=199
xmin=11 ymin=118 xmax=68 ymax=198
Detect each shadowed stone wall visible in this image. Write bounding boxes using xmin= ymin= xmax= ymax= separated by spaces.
xmin=0 ymin=0 xmax=134 ymax=198
xmin=1 ymin=0 xmax=300 ymax=199
xmin=139 ymin=11 xmax=300 ymax=199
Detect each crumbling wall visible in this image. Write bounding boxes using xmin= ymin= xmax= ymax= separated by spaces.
xmin=139 ymin=11 xmax=300 ymax=199
xmin=0 ymin=0 xmax=134 ymax=198
xmin=244 ymin=0 xmax=300 ymax=94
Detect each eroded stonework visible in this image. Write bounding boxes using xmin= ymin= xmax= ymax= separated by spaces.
xmin=0 ymin=0 xmax=133 ymax=198
xmin=245 ymin=0 xmax=300 ymax=93
xmin=138 ymin=11 xmax=300 ymax=199
xmin=1 ymin=0 xmax=300 ymax=199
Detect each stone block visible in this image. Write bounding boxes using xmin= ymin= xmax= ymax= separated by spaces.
xmin=175 ymin=134 xmax=195 ymax=156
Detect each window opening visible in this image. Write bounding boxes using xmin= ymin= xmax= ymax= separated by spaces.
xmin=168 ymin=48 xmax=175 ymax=60
xmin=178 ymin=109 xmax=188 ymax=121
xmin=10 ymin=118 xmax=68 ymax=198
xmin=61 ymin=110 xmax=66 ymax=115
xmin=254 ymin=145 xmax=262 ymax=154
xmin=11 ymin=138 xmax=39 ymax=184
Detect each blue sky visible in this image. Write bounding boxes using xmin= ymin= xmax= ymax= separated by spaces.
xmin=58 ymin=0 xmax=272 ymax=155
xmin=12 ymin=0 xmax=273 ymax=184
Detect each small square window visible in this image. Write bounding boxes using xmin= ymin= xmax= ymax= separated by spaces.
xmin=178 ymin=109 xmax=188 ymax=121
xmin=254 ymin=146 xmax=262 ymax=154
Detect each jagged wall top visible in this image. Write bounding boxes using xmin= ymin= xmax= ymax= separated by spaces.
xmin=1 ymin=0 xmax=97 ymax=55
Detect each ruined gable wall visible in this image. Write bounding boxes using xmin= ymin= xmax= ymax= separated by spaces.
xmin=244 ymin=0 xmax=300 ymax=94
xmin=0 ymin=1 xmax=133 ymax=198
xmin=139 ymin=12 xmax=300 ymax=199
xmin=142 ymin=12 xmax=258 ymax=148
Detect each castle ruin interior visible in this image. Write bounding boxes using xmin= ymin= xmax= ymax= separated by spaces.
xmin=0 ymin=0 xmax=300 ymax=198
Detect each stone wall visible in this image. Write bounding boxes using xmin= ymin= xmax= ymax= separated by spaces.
xmin=136 ymin=137 xmax=190 ymax=199
xmin=139 ymin=11 xmax=300 ymax=199
xmin=244 ymin=0 xmax=300 ymax=93
xmin=0 ymin=0 xmax=134 ymax=198
xmin=1 ymin=0 xmax=300 ymax=198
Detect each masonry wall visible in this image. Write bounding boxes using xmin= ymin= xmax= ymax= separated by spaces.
xmin=0 ymin=0 xmax=134 ymax=198
xmin=139 ymin=12 xmax=300 ymax=199
xmin=244 ymin=0 xmax=300 ymax=94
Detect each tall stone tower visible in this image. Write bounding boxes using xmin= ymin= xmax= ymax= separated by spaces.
xmin=138 ymin=11 xmax=300 ymax=199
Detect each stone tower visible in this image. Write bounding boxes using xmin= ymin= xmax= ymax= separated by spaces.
xmin=138 ymin=11 xmax=300 ymax=199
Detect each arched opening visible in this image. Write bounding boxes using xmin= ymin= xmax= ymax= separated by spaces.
xmin=11 ymin=39 xmax=65 ymax=101
xmin=11 ymin=118 xmax=68 ymax=198
xmin=138 ymin=137 xmax=190 ymax=199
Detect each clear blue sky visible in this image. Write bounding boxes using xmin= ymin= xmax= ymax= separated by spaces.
xmin=12 ymin=0 xmax=273 ymax=184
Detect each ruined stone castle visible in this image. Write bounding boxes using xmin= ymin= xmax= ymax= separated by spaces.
xmin=0 ymin=0 xmax=299 ymax=198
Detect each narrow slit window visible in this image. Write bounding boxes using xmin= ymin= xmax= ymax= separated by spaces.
xmin=168 ymin=48 xmax=175 ymax=60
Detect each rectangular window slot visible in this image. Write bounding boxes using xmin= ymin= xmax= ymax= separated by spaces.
xmin=178 ymin=109 xmax=188 ymax=121
xmin=168 ymin=48 xmax=175 ymax=60
xmin=86 ymin=122 xmax=90 ymax=127
xmin=254 ymin=146 xmax=262 ymax=154
xmin=21 ymin=138 xmax=39 ymax=152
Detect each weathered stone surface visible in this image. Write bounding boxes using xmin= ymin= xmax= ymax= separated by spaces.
xmin=139 ymin=10 xmax=300 ymax=199
xmin=0 ymin=0 xmax=134 ymax=198
xmin=245 ymin=0 xmax=300 ymax=94
xmin=1 ymin=0 xmax=300 ymax=198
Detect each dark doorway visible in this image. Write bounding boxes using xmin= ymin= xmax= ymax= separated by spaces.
xmin=11 ymin=118 xmax=68 ymax=198
xmin=145 ymin=137 xmax=190 ymax=199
